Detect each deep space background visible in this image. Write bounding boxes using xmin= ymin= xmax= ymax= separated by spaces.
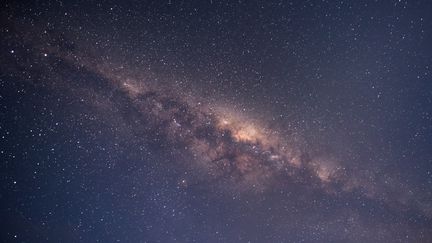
xmin=1 ymin=0 xmax=432 ymax=242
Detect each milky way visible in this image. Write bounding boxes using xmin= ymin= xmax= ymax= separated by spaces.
xmin=3 ymin=21 xmax=430 ymax=215
xmin=2 ymin=2 xmax=432 ymax=242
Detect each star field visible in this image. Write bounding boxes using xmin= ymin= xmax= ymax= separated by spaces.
xmin=1 ymin=1 xmax=432 ymax=242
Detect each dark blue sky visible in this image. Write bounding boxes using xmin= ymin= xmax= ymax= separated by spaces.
xmin=1 ymin=1 xmax=432 ymax=242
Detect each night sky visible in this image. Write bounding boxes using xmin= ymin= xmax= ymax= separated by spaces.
xmin=1 ymin=1 xmax=432 ymax=242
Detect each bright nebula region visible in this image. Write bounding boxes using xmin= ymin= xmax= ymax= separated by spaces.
xmin=1 ymin=1 xmax=432 ymax=242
